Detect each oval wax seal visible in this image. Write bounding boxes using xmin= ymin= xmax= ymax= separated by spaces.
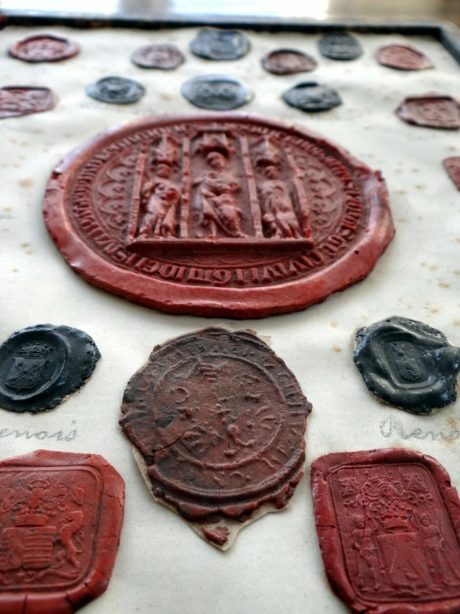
xmin=396 ymin=93 xmax=460 ymax=129
xmin=131 ymin=43 xmax=185 ymax=69
xmin=120 ymin=327 xmax=312 ymax=550
xmin=181 ymin=74 xmax=252 ymax=110
xmin=443 ymin=156 xmax=460 ymax=190
xmin=8 ymin=34 xmax=80 ymax=63
xmin=190 ymin=27 xmax=250 ymax=61
xmin=0 ymin=449 xmax=124 ymax=614
xmin=0 ymin=86 xmax=57 ymax=119
xmin=0 ymin=324 xmax=100 ymax=413
xmin=311 ymin=448 xmax=460 ymax=614
xmin=377 ymin=44 xmax=433 ymax=70
xmin=282 ymin=81 xmax=342 ymax=112
xmin=86 ymin=76 xmax=145 ymax=104
xmin=261 ymin=48 xmax=317 ymax=75
xmin=318 ymin=32 xmax=362 ymax=61
xmin=353 ymin=316 xmax=460 ymax=414
xmin=43 ymin=112 xmax=394 ymax=318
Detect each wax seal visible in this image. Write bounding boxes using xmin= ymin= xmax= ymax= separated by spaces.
xmin=190 ymin=28 xmax=250 ymax=60
xmin=0 ymin=87 xmax=56 ymax=119
xmin=443 ymin=156 xmax=460 ymax=190
xmin=318 ymin=32 xmax=362 ymax=61
xmin=282 ymin=81 xmax=342 ymax=112
xmin=8 ymin=34 xmax=80 ymax=63
xmin=353 ymin=316 xmax=460 ymax=414
xmin=396 ymin=94 xmax=460 ymax=129
xmin=44 ymin=113 xmax=394 ymax=318
xmin=131 ymin=44 xmax=185 ymax=69
xmin=181 ymin=74 xmax=252 ymax=110
xmin=311 ymin=448 xmax=460 ymax=614
xmin=86 ymin=76 xmax=145 ymax=104
xmin=377 ymin=44 xmax=433 ymax=70
xmin=0 ymin=324 xmax=100 ymax=413
xmin=120 ymin=327 xmax=311 ymax=549
xmin=261 ymin=49 xmax=317 ymax=75
xmin=0 ymin=449 xmax=124 ymax=614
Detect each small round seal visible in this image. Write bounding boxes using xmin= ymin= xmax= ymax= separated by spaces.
xmin=443 ymin=156 xmax=460 ymax=191
xmin=377 ymin=44 xmax=433 ymax=70
xmin=282 ymin=81 xmax=342 ymax=112
xmin=131 ymin=43 xmax=185 ymax=70
xmin=0 ymin=450 xmax=124 ymax=614
xmin=120 ymin=327 xmax=312 ymax=549
xmin=181 ymin=74 xmax=252 ymax=110
xmin=396 ymin=94 xmax=460 ymax=129
xmin=353 ymin=316 xmax=460 ymax=414
xmin=86 ymin=76 xmax=145 ymax=105
xmin=0 ymin=86 xmax=57 ymax=119
xmin=0 ymin=324 xmax=100 ymax=413
xmin=8 ymin=34 xmax=80 ymax=63
xmin=261 ymin=48 xmax=317 ymax=75
xmin=318 ymin=32 xmax=362 ymax=61
xmin=190 ymin=27 xmax=250 ymax=61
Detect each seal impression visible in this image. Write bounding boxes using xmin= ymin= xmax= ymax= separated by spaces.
xmin=0 ymin=324 xmax=100 ymax=413
xmin=131 ymin=44 xmax=185 ymax=70
xmin=443 ymin=156 xmax=460 ymax=190
xmin=86 ymin=76 xmax=145 ymax=105
xmin=0 ymin=449 xmax=124 ymax=614
xmin=311 ymin=448 xmax=460 ymax=614
xmin=181 ymin=74 xmax=252 ymax=110
xmin=377 ymin=44 xmax=433 ymax=71
xmin=43 ymin=113 xmax=394 ymax=318
xmin=0 ymin=87 xmax=57 ymax=119
xmin=318 ymin=32 xmax=362 ymax=61
xmin=282 ymin=81 xmax=342 ymax=112
xmin=261 ymin=49 xmax=317 ymax=75
xmin=396 ymin=94 xmax=460 ymax=129
xmin=8 ymin=34 xmax=80 ymax=63
xmin=190 ymin=28 xmax=250 ymax=61
xmin=119 ymin=327 xmax=312 ymax=549
xmin=353 ymin=316 xmax=460 ymax=414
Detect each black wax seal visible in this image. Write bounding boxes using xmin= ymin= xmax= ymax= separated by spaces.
xmin=353 ymin=316 xmax=460 ymax=415
xmin=0 ymin=324 xmax=101 ymax=413
xmin=131 ymin=44 xmax=185 ymax=70
xmin=86 ymin=76 xmax=145 ymax=104
xmin=282 ymin=81 xmax=342 ymax=112
xmin=318 ymin=32 xmax=363 ymax=61
xmin=181 ymin=74 xmax=253 ymax=110
xmin=190 ymin=28 xmax=250 ymax=61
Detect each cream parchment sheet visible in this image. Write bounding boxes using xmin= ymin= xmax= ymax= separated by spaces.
xmin=0 ymin=24 xmax=459 ymax=614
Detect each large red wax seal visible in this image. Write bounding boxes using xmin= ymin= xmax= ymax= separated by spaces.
xmin=396 ymin=94 xmax=460 ymax=129
xmin=311 ymin=448 xmax=460 ymax=613
xmin=120 ymin=327 xmax=312 ymax=549
xmin=44 ymin=113 xmax=394 ymax=318
xmin=0 ymin=450 xmax=124 ymax=614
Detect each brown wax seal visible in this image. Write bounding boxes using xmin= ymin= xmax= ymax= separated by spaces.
xmin=44 ymin=113 xmax=394 ymax=318
xmin=377 ymin=44 xmax=433 ymax=70
xmin=261 ymin=48 xmax=317 ymax=75
xmin=120 ymin=327 xmax=312 ymax=549
xmin=396 ymin=94 xmax=460 ymax=129
xmin=131 ymin=43 xmax=185 ymax=69
xmin=312 ymin=448 xmax=460 ymax=613
xmin=0 ymin=87 xmax=56 ymax=119
xmin=443 ymin=157 xmax=460 ymax=190
xmin=0 ymin=449 xmax=124 ymax=614
xmin=9 ymin=34 xmax=80 ymax=63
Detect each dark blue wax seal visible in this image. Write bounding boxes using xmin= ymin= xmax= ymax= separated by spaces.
xmin=0 ymin=324 xmax=101 ymax=413
xmin=282 ymin=81 xmax=342 ymax=112
xmin=190 ymin=28 xmax=250 ymax=61
xmin=181 ymin=74 xmax=253 ymax=110
xmin=353 ymin=316 xmax=460 ymax=415
xmin=86 ymin=76 xmax=145 ymax=104
xmin=318 ymin=32 xmax=363 ymax=61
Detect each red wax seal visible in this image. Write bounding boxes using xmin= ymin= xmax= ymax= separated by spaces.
xmin=377 ymin=44 xmax=433 ymax=70
xmin=44 ymin=113 xmax=394 ymax=318
xmin=0 ymin=87 xmax=57 ymax=119
xmin=120 ymin=327 xmax=312 ymax=549
xmin=0 ymin=450 xmax=124 ymax=614
xmin=9 ymin=34 xmax=80 ymax=63
xmin=443 ymin=156 xmax=460 ymax=190
xmin=397 ymin=94 xmax=460 ymax=129
xmin=311 ymin=448 xmax=460 ymax=613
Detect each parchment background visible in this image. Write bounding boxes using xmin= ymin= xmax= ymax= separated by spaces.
xmin=0 ymin=25 xmax=459 ymax=613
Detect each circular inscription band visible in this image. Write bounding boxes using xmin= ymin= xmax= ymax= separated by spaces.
xmin=44 ymin=113 xmax=394 ymax=318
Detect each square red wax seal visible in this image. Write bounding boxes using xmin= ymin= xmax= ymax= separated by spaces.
xmin=0 ymin=450 xmax=124 ymax=614
xmin=311 ymin=448 xmax=460 ymax=613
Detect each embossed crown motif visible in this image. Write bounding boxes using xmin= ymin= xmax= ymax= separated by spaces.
xmin=18 ymin=343 xmax=53 ymax=358
xmin=151 ymin=134 xmax=178 ymax=167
